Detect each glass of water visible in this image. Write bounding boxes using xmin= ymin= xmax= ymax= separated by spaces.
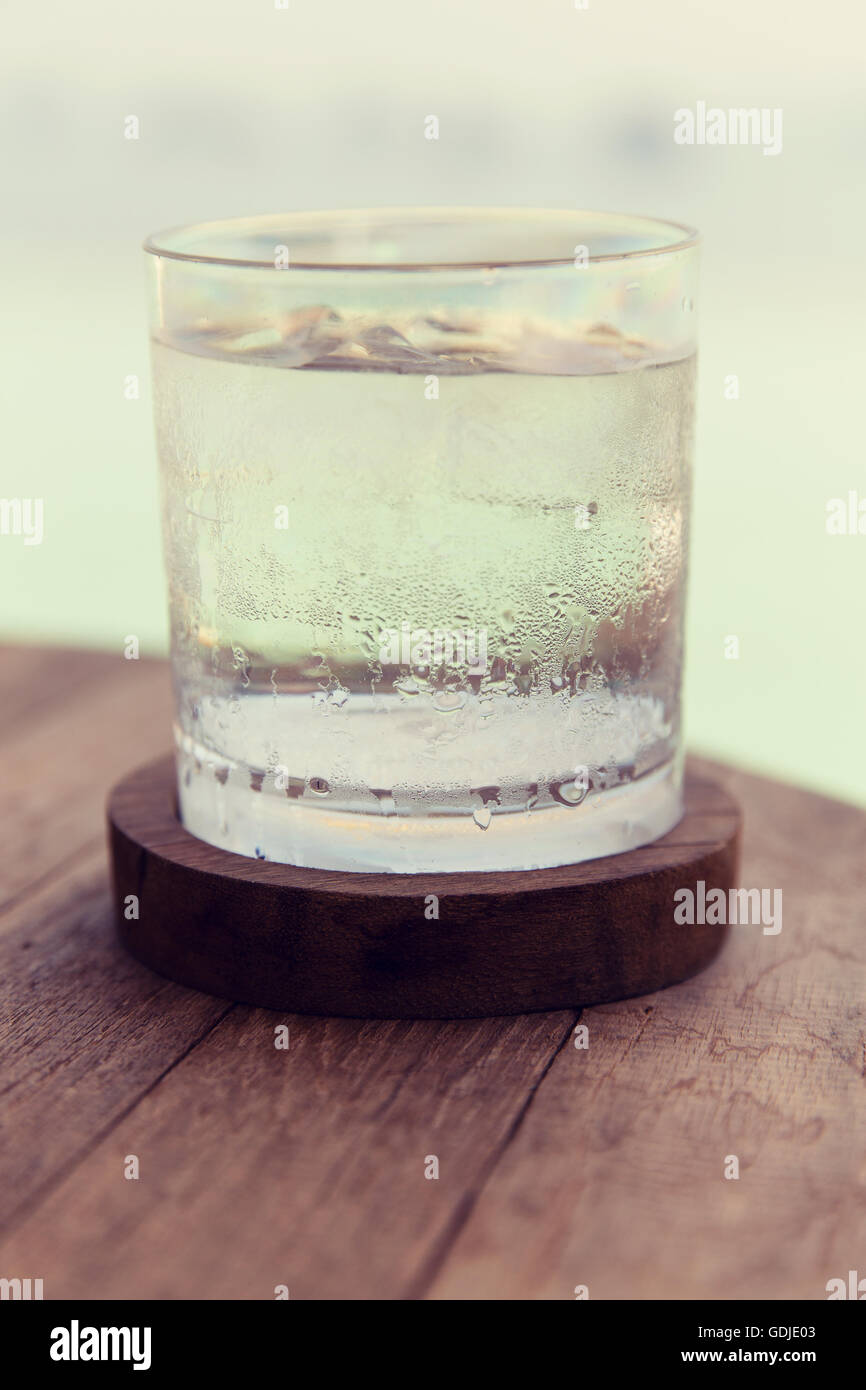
xmin=145 ymin=208 xmax=698 ymax=873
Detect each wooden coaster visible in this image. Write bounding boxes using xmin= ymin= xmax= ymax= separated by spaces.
xmin=108 ymin=756 xmax=741 ymax=1019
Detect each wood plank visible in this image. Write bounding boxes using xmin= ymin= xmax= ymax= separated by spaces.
xmin=0 ymin=648 xmax=574 ymax=1296
xmin=0 ymin=846 xmax=231 ymax=1232
xmin=0 ymin=647 xmax=172 ymax=909
xmin=2 ymin=648 xmax=862 ymax=1300
xmin=0 ymin=1007 xmax=575 ymax=1298
xmin=425 ymin=762 xmax=866 ymax=1300
xmin=0 ymin=644 xmax=118 ymax=736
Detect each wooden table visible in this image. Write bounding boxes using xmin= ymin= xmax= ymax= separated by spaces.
xmin=1 ymin=645 xmax=864 ymax=1301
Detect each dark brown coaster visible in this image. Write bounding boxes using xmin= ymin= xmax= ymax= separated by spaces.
xmin=107 ymin=756 xmax=741 ymax=1019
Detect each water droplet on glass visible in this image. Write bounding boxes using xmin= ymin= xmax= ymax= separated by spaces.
xmin=231 ymin=645 xmax=251 ymax=687
xmin=550 ymin=777 xmax=590 ymax=807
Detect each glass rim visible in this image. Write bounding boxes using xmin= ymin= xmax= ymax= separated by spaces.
xmin=143 ymin=206 xmax=699 ymax=272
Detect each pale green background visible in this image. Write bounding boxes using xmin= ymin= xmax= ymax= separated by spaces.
xmin=2 ymin=0 xmax=864 ymax=804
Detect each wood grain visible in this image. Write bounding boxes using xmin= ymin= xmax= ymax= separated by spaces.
xmin=0 ymin=647 xmax=171 ymax=910
xmin=109 ymin=756 xmax=740 ymax=1018
xmin=427 ymin=759 xmax=866 ymax=1300
xmin=0 ymin=845 xmax=231 ymax=1232
xmin=0 ymin=646 xmax=864 ymax=1300
xmin=0 ymin=1007 xmax=574 ymax=1299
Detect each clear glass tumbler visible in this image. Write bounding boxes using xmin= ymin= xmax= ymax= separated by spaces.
xmin=145 ymin=208 xmax=698 ymax=874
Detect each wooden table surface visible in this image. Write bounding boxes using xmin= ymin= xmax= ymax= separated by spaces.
xmin=1 ymin=644 xmax=864 ymax=1301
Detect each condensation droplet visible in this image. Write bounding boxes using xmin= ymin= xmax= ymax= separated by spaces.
xmin=550 ymin=778 xmax=590 ymax=807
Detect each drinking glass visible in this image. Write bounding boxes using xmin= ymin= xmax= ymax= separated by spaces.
xmin=144 ymin=208 xmax=699 ymax=873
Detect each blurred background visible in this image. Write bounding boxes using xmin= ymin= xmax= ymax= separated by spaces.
xmin=2 ymin=0 xmax=863 ymax=803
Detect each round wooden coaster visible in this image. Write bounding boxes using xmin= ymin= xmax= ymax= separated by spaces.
xmin=108 ymin=756 xmax=741 ymax=1019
